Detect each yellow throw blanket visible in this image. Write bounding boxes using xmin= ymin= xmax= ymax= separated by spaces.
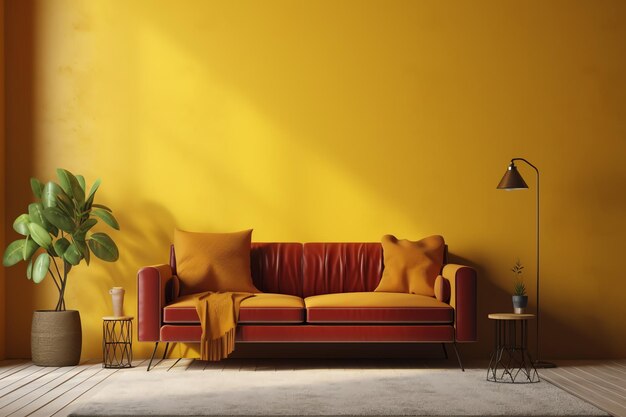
xmin=194 ymin=292 xmax=254 ymax=361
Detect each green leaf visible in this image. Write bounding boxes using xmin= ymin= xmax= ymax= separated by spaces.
xmin=30 ymin=178 xmax=43 ymax=199
xmin=28 ymin=203 xmax=48 ymax=228
xmin=56 ymin=169 xmax=73 ymax=196
xmin=88 ymin=178 xmax=101 ymax=200
xmin=22 ymin=236 xmax=40 ymax=261
xmin=56 ymin=192 xmax=76 ymax=217
xmin=43 ymin=207 xmax=75 ymax=233
xmin=88 ymin=233 xmax=119 ymax=262
xmin=76 ymin=175 xmax=86 ymax=192
xmin=82 ymin=193 xmax=95 ymax=212
xmin=12 ymin=214 xmax=31 ymax=236
xmin=71 ymin=178 xmax=85 ymax=207
xmin=57 ymin=169 xmax=85 ymax=206
xmin=42 ymin=180 xmax=75 ymax=218
xmin=53 ymin=238 xmax=71 ymax=258
xmin=91 ymin=209 xmax=119 ymax=230
xmin=63 ymin=243 xmax=82 ymax=265
xmin=42 ymin=181 xmax=63 ymax=208
xmin=74 ymin=238 xmax=90 ymax=265
xmin=73 ymin=231 xmax=86 ymax=242
xmin=26 ymin=258 xmax=33 ymax=280
xmin=83 ymin=244 xmax=91 ymax=265
xmin=91 ymin=203 xmax=112 ymax=212
xmin=27 ymin=223 xmax=52 ymax=249
xmin=76 ymin=218 xmax=98 ymax=235
xmin=32 ymin=253 xmax=51 ymax=284
xmin=49 ymin=225 xmax=59 ymax=238
xmin=3 ymin=239 xmax=26 ymax=267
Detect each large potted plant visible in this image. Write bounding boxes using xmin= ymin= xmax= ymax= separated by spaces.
xmin=2 ymin=169 xmax=119 ymax=366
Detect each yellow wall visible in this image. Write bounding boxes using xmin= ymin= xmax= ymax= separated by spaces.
xmin=4 ymin=0 xmax=626 ymax=360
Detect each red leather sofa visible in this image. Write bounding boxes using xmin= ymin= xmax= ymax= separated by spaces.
xmin=138 ymin=242 xmax=477 ymax=370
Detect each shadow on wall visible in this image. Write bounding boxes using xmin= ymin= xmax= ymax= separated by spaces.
xmin=448 ymin=252 xmax=501 ymax=359
xmin=448 ymin=252 xmax=599 ymax=361
xmin=67 ymin=200 xmax=177 ymax=360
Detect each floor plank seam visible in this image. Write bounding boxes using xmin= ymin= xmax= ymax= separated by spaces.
xmin=52 ymin=360 xmax=147 ymax=417
xmin=555 ymin=367 xmax=626 ymax=405
xmin=0 ymin=366 xmax=81 ymax=411
xmin=0 ymin=362 xmax=29 ymax=378
xmin=542 ymin=371 xmax=626 ymax=417
xmin=0 ymin=367 xmax=60 ymax=399
xmin=49 ymin=369 xmax=121 ymax=417
xmin=0 ymin=365 xmax=37 ymax=383
xmin=570 ymin=367 xmax=626 ymax=396
xmin=19 ymin=365 xmax=108 ymax=417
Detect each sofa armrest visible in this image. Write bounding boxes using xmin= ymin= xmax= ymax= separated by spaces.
xmin=442 ymin=264 xmax=477 ymax=342
xmin=137 ymin=264 xmax=176 ymax=342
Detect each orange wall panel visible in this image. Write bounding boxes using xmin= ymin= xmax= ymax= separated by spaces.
xmin=4 ymin=0 xmax=626 ymax=360
xmin=0 ymin=0 xmax=6 ymax=360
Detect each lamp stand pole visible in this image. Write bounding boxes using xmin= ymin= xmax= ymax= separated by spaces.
xmin=511 ymin=158 xmax=555 ymax=369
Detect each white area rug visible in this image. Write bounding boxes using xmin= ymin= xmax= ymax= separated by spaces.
xmin=71 ymin=366 xmax=606 ymax=416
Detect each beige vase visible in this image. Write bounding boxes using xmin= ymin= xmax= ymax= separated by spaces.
xmin=31 ymin=310 xmax=82 ymax=367
xmin=109 ymin=287 xmax=125 ymax=317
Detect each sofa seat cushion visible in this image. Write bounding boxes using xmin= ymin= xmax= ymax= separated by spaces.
xmin=305 ymin=292 xmax=453 ymax=324
xmin=163 ymin=293 xmax=305 ymax=324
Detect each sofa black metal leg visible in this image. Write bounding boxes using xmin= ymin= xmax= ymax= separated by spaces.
xmin=441 ymin=343 xmax=448 ymax=359
xmin=147 ymin=342 xmax=159 ymax=372
xmin=162 ymin=342 xmax=170 ymax=360
xmin=452 ymin=342 xmax=465 ymax=372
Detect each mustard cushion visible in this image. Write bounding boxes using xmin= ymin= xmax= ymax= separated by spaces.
xmin=374 ymin=235 xmax=445 ymax=296
xmin=240 ymin=293 xmax=304 ymax=308
xmin=167 ymin=293 xmax=304 ymax=309
xmin=305 ymin=291 xmax=450 ymax=308
xmin=174 ymin=229 xmax=259 ymax=295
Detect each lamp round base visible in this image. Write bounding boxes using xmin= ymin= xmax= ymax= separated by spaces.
xmin=534 ymin=360 xmax=557 ymax=368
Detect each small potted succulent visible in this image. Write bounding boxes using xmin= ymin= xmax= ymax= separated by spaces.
xmin=511 ymin=259 xmax=528 ymax=314
xmin=2 ymin=169 xmax=120 ymax=366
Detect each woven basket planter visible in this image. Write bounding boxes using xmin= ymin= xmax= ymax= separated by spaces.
xmin=31 ymin=310 xmax=82 ymax=366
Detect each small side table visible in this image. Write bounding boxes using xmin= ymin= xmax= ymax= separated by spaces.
xmin=487 ymin=313 xmax=539 ymax=383
xmin=103 ymin=316 xmax=133 ymax=368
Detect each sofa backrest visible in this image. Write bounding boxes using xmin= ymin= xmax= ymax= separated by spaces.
xmin=249 ymin=243 xmax=384 ymax=297
xmin=302 ymin=243 xmax=383 ymax=297
xmin=250 ymin=243 xmax=303 ymax=297
xmin=170 ymin=242 xmax=446 ymax=298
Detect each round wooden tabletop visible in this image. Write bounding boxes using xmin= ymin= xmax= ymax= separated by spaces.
xmin=488 ymin=313 xmax=536 ymax=320
xmin=102 ymin=316 xmax=134 ymax=321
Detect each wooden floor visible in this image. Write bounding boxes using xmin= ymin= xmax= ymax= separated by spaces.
xmin=0 ymin=359 xmax=147 ymax=416
xmin=0 ymin=358 xmax=623 ymax=416
xmin=542 ymin=360 xmax=626 ymax=417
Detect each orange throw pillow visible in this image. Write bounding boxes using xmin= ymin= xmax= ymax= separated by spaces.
xmin=174 ymin=229 xmax=259 ymax=296
xmin=375 ymin=235 xmax=445 ymax=296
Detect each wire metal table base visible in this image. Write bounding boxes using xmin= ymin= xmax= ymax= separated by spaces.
xmin=103 ymin=317 xmax=133 ymax=368
xmin=487 ymin=317 xmax=539 ymax=383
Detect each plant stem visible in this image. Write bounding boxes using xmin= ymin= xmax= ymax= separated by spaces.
xmin=50 ymin=256 xmax=65 ymax=311
xmin=50 ymin=255 xmax=62 ymax=285
xmin=47 ymin=268 xmax=61 ymax=292
xmin=58 ymin=260 xmax=69 ymax=311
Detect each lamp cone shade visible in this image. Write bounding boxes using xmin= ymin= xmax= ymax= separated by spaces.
xmin=497 ymin=163 xmax=528 ymax=190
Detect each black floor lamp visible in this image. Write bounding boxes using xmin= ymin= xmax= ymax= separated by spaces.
xmin=497 ymin=158 xmax=556 ymax=369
